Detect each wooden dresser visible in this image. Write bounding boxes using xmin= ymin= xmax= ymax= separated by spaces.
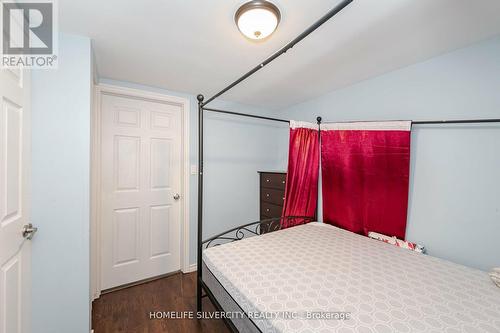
xmin=259 ymin=171 xmax=287 ymax=220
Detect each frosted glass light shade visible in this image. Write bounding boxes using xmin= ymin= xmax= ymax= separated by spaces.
xmin=235 ymin=1 xmax=281 ymax=40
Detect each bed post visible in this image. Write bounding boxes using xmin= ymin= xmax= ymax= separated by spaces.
xmin=197 ymin=94 xmax=204 ymax=313
xmin=316 ymin=116 xmax=322 ymax=220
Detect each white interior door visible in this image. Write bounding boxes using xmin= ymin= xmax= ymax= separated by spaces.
xmin=100 ymin=93 xmax=182 ymax=290
xmin=0 ymin=66 xmax=32 ymax=333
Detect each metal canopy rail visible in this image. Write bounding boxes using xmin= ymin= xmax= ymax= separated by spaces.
xmin=203 ymin=107 xmax=290 ymax=123
xmin=412 ymin=118 xmax=500 ymax=125
xmin=201 ymin=0 xmax=354 ymax=107
xmin=196 ymin=0 xmax=354 ymax=312
xmin=195 ymin=0 xmax=500 ymax=314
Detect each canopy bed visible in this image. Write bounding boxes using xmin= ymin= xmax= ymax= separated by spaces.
xmin=195 ymin=0 xmax=500 ymax=331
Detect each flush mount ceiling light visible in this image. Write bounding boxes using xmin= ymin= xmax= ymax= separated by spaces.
xmin=235 ymin=0 xmax=281 ymax=40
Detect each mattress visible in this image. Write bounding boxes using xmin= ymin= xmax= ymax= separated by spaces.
xmin=202 ymin=222 xmax=500 ymax=333
xmin=203 ymin=261 xmax=261 ymax=333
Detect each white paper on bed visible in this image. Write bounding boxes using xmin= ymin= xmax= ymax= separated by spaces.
xmin=203 ymin=222 xmax=500 ymax=333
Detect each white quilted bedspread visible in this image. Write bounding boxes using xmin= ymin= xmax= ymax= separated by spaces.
xmin=203 ymin=222 xmax=500 ymax=333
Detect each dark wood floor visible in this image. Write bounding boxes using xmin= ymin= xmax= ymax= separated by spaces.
xmin=92 ymin=272 xmax=230 ymax=333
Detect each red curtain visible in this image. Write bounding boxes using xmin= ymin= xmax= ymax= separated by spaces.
xmin=282 ymin=122 xmax=319 ymax=228
xmin=321 ymin=122 xmax=411 ymax=239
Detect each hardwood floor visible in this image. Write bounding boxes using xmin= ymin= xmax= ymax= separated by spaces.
xmin=92 ymin=272 xmax=231 ymax=333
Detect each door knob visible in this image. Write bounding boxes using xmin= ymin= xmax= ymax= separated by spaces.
xmin=22 ymin=223 xmax=38 ymax=240
xmin=173 ymin=193 xmax=181 ymax=200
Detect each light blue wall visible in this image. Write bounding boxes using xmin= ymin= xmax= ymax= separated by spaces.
xmin=31 ymin=34 xmax=92 ymax=332
xmin=29 ymin=29 xmax=499 ymax=333
xmin=203 ymin=112 xmax=288 ymax=238
xmin=98 ymin=79 xmax=289 ymax=265
xmin=281 ymin=36 xmax=500 ymax=271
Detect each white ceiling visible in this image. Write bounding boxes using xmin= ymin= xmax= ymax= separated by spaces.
xmin=60 ymin=0 xmax=500 ymax=110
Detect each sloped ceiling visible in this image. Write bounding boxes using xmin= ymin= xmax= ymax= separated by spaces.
xmin=60 ymin=0 xmax=500 ymax=110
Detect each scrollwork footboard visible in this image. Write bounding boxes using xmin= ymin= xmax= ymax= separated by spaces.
xmin=202 ymin=216 xmax=315 ymax=249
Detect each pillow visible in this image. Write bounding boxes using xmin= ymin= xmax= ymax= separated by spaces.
xmin=368 ymin=231 xmax=425 ymax=253
xmin=490 ymin=268 xmax=500 ymax=288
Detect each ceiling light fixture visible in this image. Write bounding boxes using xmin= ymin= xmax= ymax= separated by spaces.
xmin=235 ymin=0 xmax=281 ymax=40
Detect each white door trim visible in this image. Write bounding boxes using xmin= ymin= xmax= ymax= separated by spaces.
xmin=90 ymin=83 xmax=190 ymax=300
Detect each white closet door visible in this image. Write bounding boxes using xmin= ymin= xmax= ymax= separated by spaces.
xmin=0 ymin=66 xmax=32 ymax=333
xmin=100 ymin=93 xmax=182 ymax=290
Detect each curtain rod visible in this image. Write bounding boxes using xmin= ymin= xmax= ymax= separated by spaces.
xmin=412 ymin=118 xmax=500 ymax=125
xmin=201 ymin=0 xmax=354 ymax=107
xmin=320 ymin=118 xmax=500 ymax=125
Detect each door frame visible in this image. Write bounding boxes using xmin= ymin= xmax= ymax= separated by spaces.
xmin=91 ymin=83 xmax=191 ymax=300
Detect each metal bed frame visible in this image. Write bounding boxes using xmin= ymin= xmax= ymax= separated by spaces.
xmin=202 ymin=216 xmax=315 ymax=250
xmin=200 ymin=216 xmax=315 ymax=332
xmin=195 ymin=0 xmax=500 ymax=326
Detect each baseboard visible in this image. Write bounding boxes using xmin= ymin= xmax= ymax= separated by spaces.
xmin=101 ymin=271 xmax=181 ymax=294
xmin=91 ymin=290 xmax=101 ymax=302
xmin=182 ymin=263 xmax=197 ymax=273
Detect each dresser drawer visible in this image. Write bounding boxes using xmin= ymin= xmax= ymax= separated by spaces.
xmin=260 ymin=201 xmax=283 ymax=218
xmin=261 ymin=188 xmax=285 ymax=206
xmin=260 ymin=173 xmax=286 ymax=190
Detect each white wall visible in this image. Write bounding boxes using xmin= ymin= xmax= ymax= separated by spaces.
xmin=281 ymin=36 xmax=500 ymax=271
xmin=31 ymin=34 xmax=92 ymax=333
xmin=97 ymin=79 xmax=289 ymax=265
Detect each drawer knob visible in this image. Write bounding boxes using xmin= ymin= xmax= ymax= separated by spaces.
xmin=266 ymin=193 xmax=270 ymax=197
xmin=266 ymin=209 xmax=270 ymax=212
xmin=266 ymin=179 xmax=270 ymax=182
xmin=282 ymin=181 xmax=285 ymax=184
